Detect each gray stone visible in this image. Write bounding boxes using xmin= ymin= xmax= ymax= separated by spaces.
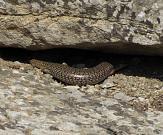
xmin=0 ymin=59 xmax=163 ymax=135
xmin=0 ymin=0 xmax=163 ymax=55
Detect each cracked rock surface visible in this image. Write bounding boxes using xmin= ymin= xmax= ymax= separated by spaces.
xmin=0 ymin=0 xmax=163 ymax=55
xmin=0 ymin=52 xmax=163 ymax=135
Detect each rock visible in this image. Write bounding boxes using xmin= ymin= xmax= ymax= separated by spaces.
xmin=114 ymin=92 xmax=134 ymax=102
xmin=0 ymin=0 xmax=163 ymax=55
xmin=0 ymin=59 xmax=163 ymax=135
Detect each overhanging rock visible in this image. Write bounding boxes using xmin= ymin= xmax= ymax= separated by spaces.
xmin=0 ymin=0 xmax=163 ymax=55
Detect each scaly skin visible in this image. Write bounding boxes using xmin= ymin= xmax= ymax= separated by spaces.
xmin=30 ymin=59 xmax=116 ymax=86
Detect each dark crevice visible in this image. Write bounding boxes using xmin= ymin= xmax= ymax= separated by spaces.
xmin=0 ymin=47 xmax=163 ymax=81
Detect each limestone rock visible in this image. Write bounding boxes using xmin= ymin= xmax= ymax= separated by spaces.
xmin=0 ymin=58 xmax=162 ymax=135
xmin=0 ymin=0 xmax=163 ymax=55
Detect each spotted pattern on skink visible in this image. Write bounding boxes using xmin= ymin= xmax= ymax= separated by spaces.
xmin=30 ymin=59 xmax=115 ymax=86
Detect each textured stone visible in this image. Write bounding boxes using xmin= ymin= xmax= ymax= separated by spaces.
xmin=0 ymin=0 xmax=163 ymax=55
xmin=0 ymin=58 xmax=163 ymax=135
